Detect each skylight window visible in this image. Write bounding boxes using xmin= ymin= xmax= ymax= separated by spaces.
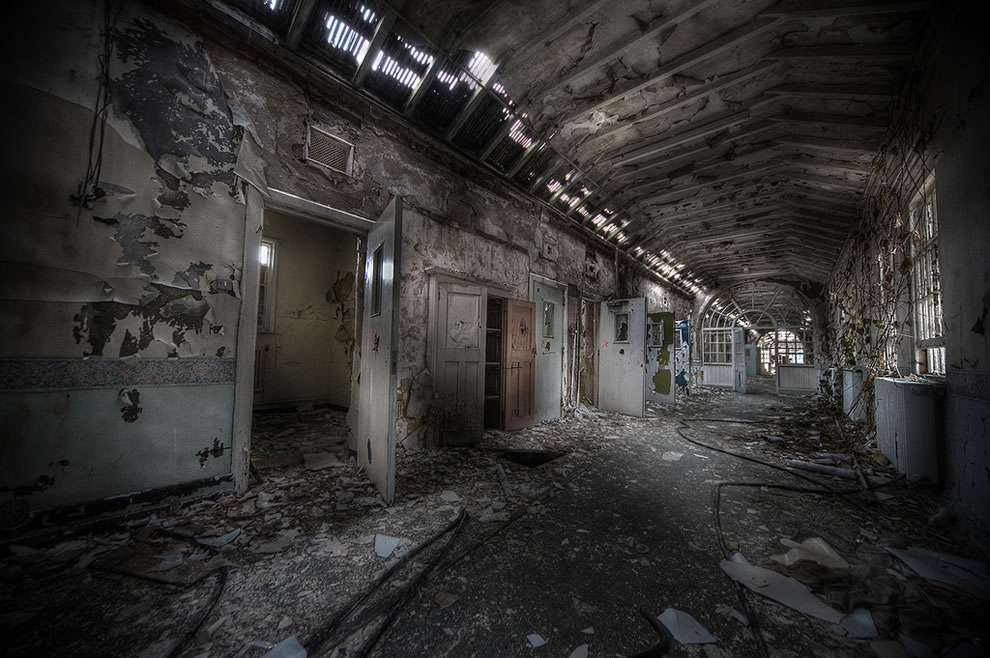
xmin=466 ymin=52 xmax=497 ymax=86
xmin=324 ymin=13 xmax=371 ymax=62
xmin=371 ymin=37 xmax=434 ymax=89
xmin=508 ymin=119 xmax=535 ymax=148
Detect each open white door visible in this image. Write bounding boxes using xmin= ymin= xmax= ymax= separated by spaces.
xmin=531 ymin=279 xmax=564 ymax=423
xmin=597 ymin=297 xmax=647 ymax=417
xmin=357 ymin=197 xmax=401 ymax=504
xmin=646 ymin=311 xmax=675 ymax=404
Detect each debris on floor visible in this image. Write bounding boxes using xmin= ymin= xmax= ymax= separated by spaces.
xmin=2 ymin=393 xmax=988 ymax=658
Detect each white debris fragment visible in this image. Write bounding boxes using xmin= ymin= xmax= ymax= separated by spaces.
xmin=375 ymin=534 xmax=402 ymax=558
xmin=527 ymin=633 xmax=546 ymax=648
xmin=658 ymin=608 xmax=717 ymax=645
xmin=832 ymin=608 xmax=877 ymax=639
xmin=568 ymin=644 xmax=589 ymax=658
xmin=439 ymin=490 xmax=461 ymax=503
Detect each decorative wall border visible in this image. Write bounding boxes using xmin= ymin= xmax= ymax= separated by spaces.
xmin=0 ymin=358 xmax=237 ymax=391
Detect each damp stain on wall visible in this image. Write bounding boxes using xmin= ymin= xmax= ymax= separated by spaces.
xmin=119 ymin=388 xmax=142 ymax=422
xmin=196 ymin=438 xmax=226 ymax=467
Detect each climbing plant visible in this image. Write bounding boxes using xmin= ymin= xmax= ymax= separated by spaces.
xmin=822 ymin=72 xmax=942 ymax=421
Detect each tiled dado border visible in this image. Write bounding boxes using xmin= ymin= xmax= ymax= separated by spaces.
xmin=0 ymin=358 xmax=236 ymax=391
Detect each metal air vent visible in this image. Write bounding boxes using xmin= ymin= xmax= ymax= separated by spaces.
xmin=306 ymin=126 xmax=354 ymax=175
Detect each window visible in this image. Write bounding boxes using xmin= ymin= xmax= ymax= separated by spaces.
xmin=649 ymin=318 xmax=664 ymax=348
xmin=702 ymin=328 xmax=732 ymax=365
xmin=910 ymin=177 xmax=944 ymax=374
xmin=370 ymin=243 xmax=384 ymax=316
xmin=543 ymin=301 xmax=555 ymax=339
xmin=757 ymin=329 xmax=808 ymax=375
xmin=614 ymin=312 xmax=629 ymax=343
xmin=258 ymin=239 xmax=277 ymax=332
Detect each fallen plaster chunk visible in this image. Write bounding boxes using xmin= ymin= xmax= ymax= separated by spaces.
xmin=719 ymin=559 xmax=844 ymax=623
xmin=527 ymin=634 xmax=546 ymax=648
xmin=581 ymin=627 xmax=595 ymax=635
xmin=435 ymin=591 xmax=459 ymax=609
xmin=772 ymin=537 xmax=849 ymax=569
xmin=153 ymin=550 xmax=184 ymax=572
xmin=568 ymin=644 xmax=589 ymax=658
xmin=304 ymin=452 xmax=340 ymax=470
xmin=259 ymin=635 xmax=307 ymax=658
xmin=375 ymin=534 xmax=402 ymax=558
xmin=662 ymin=451 xmax=684 ymax=461
xmin=657 ymin=608 xmax=717 ymax=644
xmin=831 ymin=608 xmax=877 ymax=638
xmin=885 ymin=545 xmax=990 ymax=597
xmin=439 ymin=490 xmax=460 ymax=503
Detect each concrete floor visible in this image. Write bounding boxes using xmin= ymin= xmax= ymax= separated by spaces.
xmin=3 ymin=384 xmax=988 ymax=657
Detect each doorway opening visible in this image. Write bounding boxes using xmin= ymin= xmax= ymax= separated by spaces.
xmin=251 ymin=209 xmax=359 ymax=467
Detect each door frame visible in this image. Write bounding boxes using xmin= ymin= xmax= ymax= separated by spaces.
xmin=232 ymin=188 xmax=375 ymax=493
xmin=426 ymin=271 xmax=514 ymax=443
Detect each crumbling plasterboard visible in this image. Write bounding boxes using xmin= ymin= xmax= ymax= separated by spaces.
xmin=720 ymin=559 xmax=844 ymax=623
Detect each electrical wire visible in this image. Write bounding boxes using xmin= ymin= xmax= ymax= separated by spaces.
xmin=75 ymin=0 xmax=123 ymax=223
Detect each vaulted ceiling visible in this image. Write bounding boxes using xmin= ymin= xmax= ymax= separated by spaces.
xmin=205 ymin=0 xmax=934 ymax=302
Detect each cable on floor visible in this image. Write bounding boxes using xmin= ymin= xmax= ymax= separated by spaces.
xmin=675 ymin=416 xmax=902 ymax=658
xmin=304 ymin=506 xmax=467 ymax=656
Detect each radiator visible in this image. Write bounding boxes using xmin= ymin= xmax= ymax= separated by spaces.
xmin=874 ymin=377 xmax=943 ymax=483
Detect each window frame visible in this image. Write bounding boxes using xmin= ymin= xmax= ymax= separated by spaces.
xmin=702 ymin=328 xmax=733 ymax=365
xmin=258 ymin=238 xmax=279 ymax=333
xmin=909 ymin=175 xmax=944 ymax=375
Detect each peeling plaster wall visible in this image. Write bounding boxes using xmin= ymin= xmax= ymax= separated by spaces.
xmin=202 ymin=22 xmax=689 ymax=447
xmin=1 ymin=0 xmax=694 ymax=511
xmin=924 ymin=4 xmax=990 ymax=543
xmin=1 ymin=2 xmax=244 ymax=511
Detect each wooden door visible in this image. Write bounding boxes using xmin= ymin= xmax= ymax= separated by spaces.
xmin=357 ymin=197 xmax=401 ymax=504
xmin=430 ymin=279 xmax=486 ymax=444
xmin=503 ymin=298 xmax=535 ymax=430
xmin=597 ymin=297 xmax=646 ymax=417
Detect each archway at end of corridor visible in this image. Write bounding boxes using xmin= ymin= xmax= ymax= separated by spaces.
xmin=694 ymin=281 xmax=821 ymax=392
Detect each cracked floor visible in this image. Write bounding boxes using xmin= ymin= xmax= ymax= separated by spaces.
xmin=2 ymin=381 xmax=988 ymax=657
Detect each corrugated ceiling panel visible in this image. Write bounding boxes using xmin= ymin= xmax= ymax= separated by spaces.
xmin=225 ymin=0 xmax=297 ymax=31
xmin=363 ymin=32 xmax=434 ymax=110
xmin=452 ymin=92 xmax=510 ymax=154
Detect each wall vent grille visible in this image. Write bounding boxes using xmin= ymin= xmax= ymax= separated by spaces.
xmin=306 ymin=126 xmax=354 ymax=175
